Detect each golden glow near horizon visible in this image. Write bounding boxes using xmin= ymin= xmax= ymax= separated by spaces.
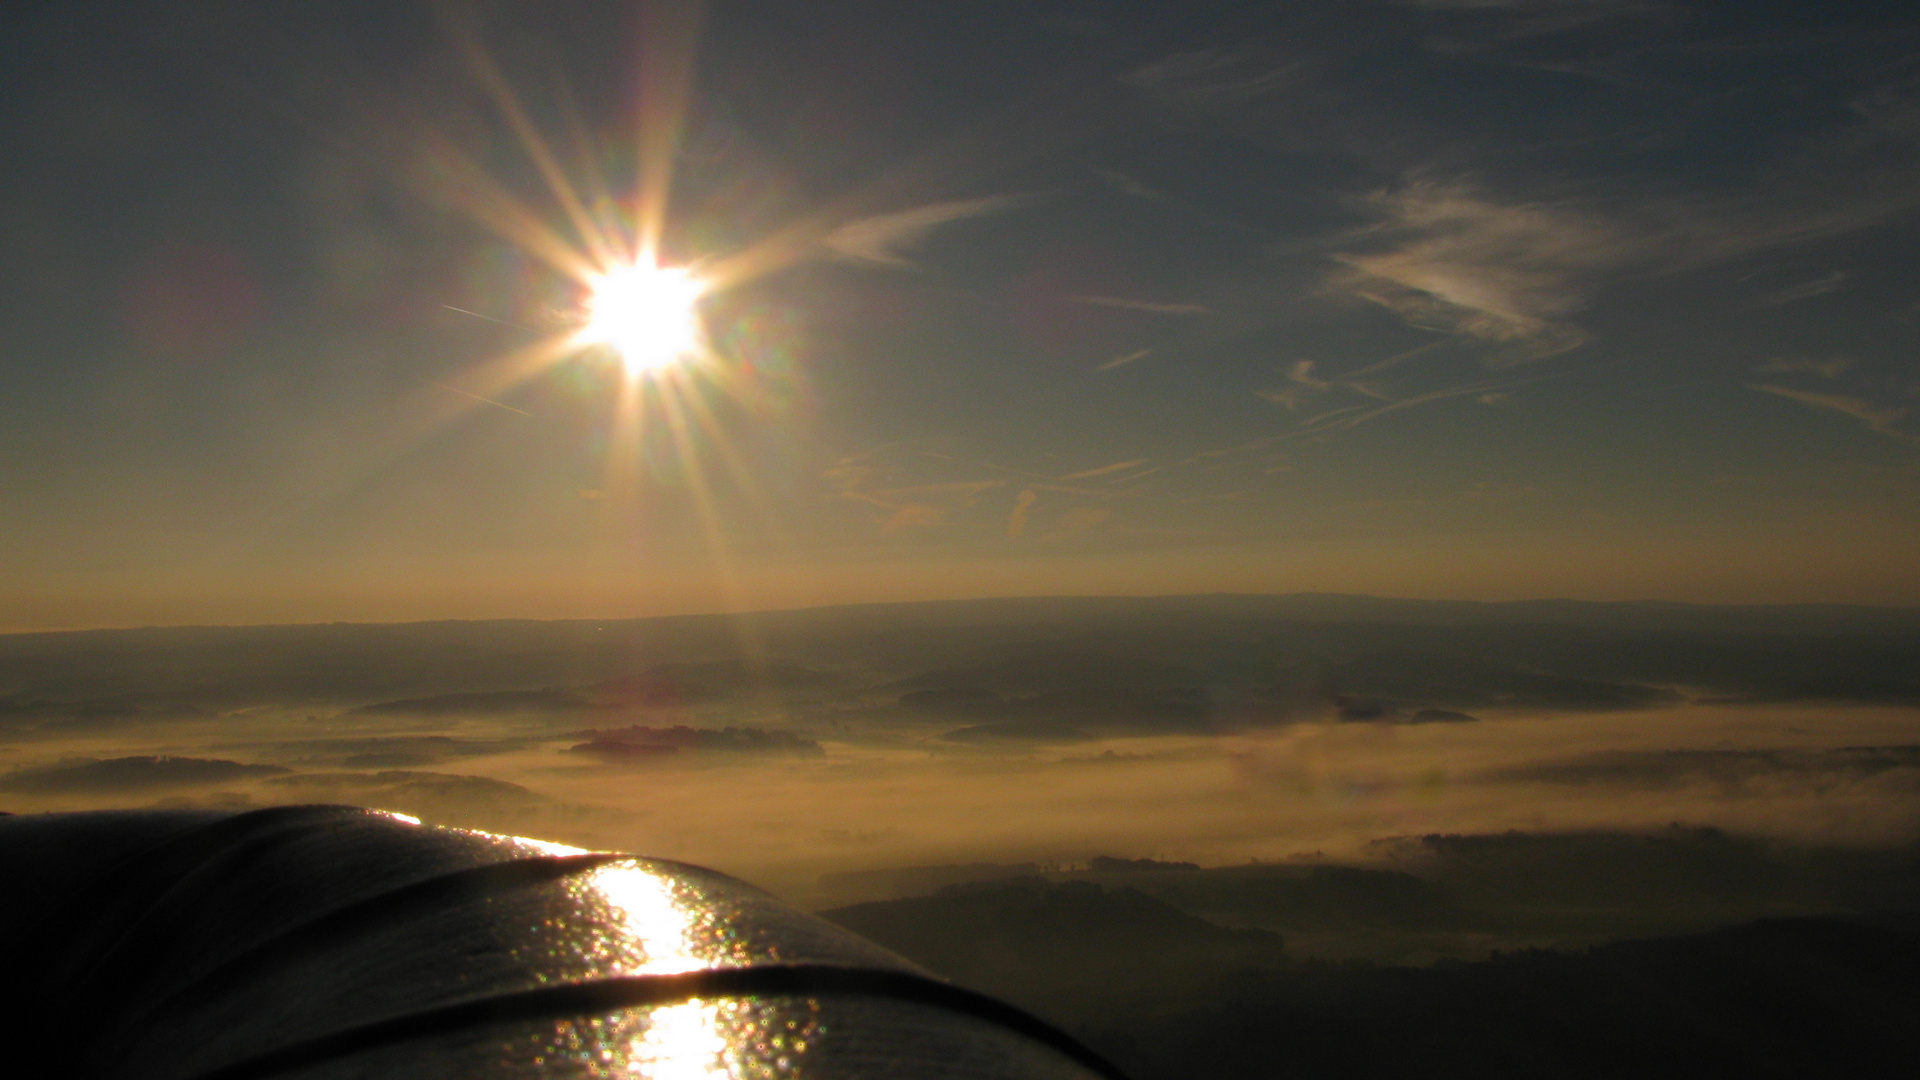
xmin=582 ymin=261 xmax=709 ymax=376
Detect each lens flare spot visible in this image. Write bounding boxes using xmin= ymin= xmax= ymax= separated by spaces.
xmin=585 ymin=262 xmax=707 ymax=374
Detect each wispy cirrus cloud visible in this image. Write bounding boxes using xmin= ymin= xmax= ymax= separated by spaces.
xmin=878 ymin=505 xmax=946 ymax=533
xmin=1324 ymin=166 xmax=1914 ymax=361
xmin=1123 ymin=48 xmax=1311 ymax=110
xmin=1256 ymin=387 xmax=1308 ymax=410
xmin=1097 ymin=348 xmax=1151 ymax=371
xmin=1758 ymin=271 xmax=1850 ymax=306
xmin=1006 ymin=488 xmax=1038 ymax=538
xmin=1314 ymin=61 xmax=1920 ymax=361
xmin=866 ymin=481 xmax=1007 ymax=502
xmin=1093 ymin=168 xmax=1166 ymax=202
xmin=1288 ymin=360 xmax=1331 ymax=390
xmin=1066 ymin=296 xmax=1209 ymax=315
xmin=825 ymin=444 xmax=1149 ymax=542
xmin=826 ymin=449 xmax=1012 ymax=535
xmin=1257 ymin=360 xmax=1335 ymax=410
xmin=1306 ymin=377 xmax=1527 ymax=436
xmin=823 ymin=194 xmax=1035 ymax=268
xmin=1061 ymin=459 xmax=1149 ymax=481
xmin=1327 ymin=182 xmax=1620 ymax=362
xmin=1249 ymin=362 xmax=1572 ymax=455
xmin=1752 ymin=385 xmax=1917 ymax=445
xmin=1756 ymin=356 xmax=1854 ymax=379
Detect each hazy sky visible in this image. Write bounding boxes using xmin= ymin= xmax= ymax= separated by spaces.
xmin=4 ymin=0 xmax=1918 ymax=629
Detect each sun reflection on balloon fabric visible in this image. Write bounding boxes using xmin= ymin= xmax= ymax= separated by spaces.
xmin=624 ymin=1002 xmax=730 ymax=1080
xmin=472 ymin=834 xmax=820 ymax=1078
xmin=590 ymin=863 xmax=708 ymax=975
xmin=587 ymin=863 xmax=740 ymax=1078
xmin=581 ymin=261 xmax=710 ymax=376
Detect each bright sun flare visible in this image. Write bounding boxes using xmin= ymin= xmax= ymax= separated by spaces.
xmin=583 ymin=262 xmax=708 ymax=374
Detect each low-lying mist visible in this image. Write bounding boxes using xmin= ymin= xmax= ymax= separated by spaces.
xmin=5 ymin=701 xmax=1917 ymax=906
xmin=4 ymin=595 xmax=1917 ymax=961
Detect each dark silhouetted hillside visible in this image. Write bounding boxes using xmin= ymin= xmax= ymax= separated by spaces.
xmin=828 ymin=876 xmax=1920 ymax=1079
xmin=355 ymin=689 xmax=593 ymax=716
xmin=0 ymin=756 xmax=287 ymax=793
xmin=567 ymin=724 xmax=824 ymax=757
xmin=826 ymin=877 xmax=1287 ymax=1002
xmin=1094 ymin=918 xmax=1920 ymax=1080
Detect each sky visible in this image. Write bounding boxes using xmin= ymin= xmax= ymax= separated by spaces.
xmin=3 ymin=0 xmax=1918 ymax=630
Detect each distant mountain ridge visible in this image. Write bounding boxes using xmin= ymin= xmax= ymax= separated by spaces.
xmin=3 ymin=593 xmax=1916 ymax=713
xmin=8 ymin=592 xmax=1920 ymax=642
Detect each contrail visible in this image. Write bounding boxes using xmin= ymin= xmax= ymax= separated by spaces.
xmin=429 ymin=381 xmax=534 ymax=417
xmin=442 ymin=304 xmax=543 ymax=333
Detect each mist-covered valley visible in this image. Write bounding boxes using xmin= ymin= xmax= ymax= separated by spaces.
xmin=6 ymin=594 xmax=1917 ymax=913
xmin=7 ymin=594 xmax=1920 ymax=1076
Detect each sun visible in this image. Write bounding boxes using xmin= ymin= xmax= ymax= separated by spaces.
xmin=582 ymin=261 xmax=708 ymax=374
